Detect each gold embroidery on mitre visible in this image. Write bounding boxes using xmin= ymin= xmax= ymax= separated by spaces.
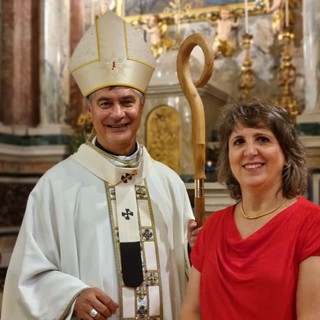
xmin=103 ymin=57 xmax=126 ymax=77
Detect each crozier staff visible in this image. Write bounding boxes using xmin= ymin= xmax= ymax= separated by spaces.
xmin=177 ymin=33 xmax=214 ymax=228
xmin=1 ymin=11 xmax=195 ymax=320
xmin=180 ymin=100 xmax=320 ymax=319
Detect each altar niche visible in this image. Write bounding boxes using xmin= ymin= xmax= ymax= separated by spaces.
xmin=146 ymin=105 xmax=181 ymax=174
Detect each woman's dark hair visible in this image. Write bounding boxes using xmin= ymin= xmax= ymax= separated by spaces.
xmin=216 ymin=100 xmax=307 ymax=200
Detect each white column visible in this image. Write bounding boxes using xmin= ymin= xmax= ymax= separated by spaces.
xmin=301 ymin=0 xmax=320 ymax=115
xmin=0 ymin=3 xmax=2 ymax=120
xmin=297 ymin=0 xmax=320 ymax=161
xmin=39 ymin=0 xmax=70 ymax=126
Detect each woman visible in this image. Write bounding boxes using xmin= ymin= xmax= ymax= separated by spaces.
xmin=180 ymin=100 xmax=320 ymax=319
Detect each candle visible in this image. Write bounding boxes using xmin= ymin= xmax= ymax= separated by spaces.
xmin=266 ymin=0 xmax=270 ymax=12
xmin=91 ymin=1 xmax=94 ymax=25
xmin=99 ymin=0 xmax=103 ymax=15
xmin=285 ymin=0 xmax=289 ymax=27
xmin=119 ymin=0 xmax=125 ymax=18
xmin=244 ymin=0 xmax=249 ymax=33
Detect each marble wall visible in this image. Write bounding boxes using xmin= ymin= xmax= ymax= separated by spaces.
xmin=1 ymin=0 xmax=40 ymax=126
xmin=0 ymin=0 xmax=319 ymax=200
xmin=0 ymin=0 xmax=88 ymax=128
xmin=0 ymin=1 xmax=319 ymax=132
xmin=180 ymin=14 xmax=305 ymax=107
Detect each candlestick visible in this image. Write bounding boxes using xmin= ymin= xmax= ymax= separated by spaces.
xmin=244 ymin=0 xmax=249 ymax=33
xmin=276 ymin=31 xmax=300 ymax=122
xmin=239 ymin=33 xmax=255 ymax=100
xmin=285 ymin=0 xmax=289 ymax=27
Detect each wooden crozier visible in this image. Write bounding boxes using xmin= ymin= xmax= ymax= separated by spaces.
xmin=177 ymin=33 xmax=214 ymax=226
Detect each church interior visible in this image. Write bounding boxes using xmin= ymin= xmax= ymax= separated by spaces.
xmin=0 ymin=0 xmax=320 ymax=310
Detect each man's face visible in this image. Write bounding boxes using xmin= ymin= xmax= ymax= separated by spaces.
xmin=88 ymin=86 xmax=144 ymax=155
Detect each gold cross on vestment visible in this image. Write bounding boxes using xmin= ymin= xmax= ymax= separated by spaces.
xmin=114 ymin=170 xmax=138 ymax=186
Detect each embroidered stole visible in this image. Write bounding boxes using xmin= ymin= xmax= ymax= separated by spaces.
xmin=107 ymin=181 xmax=162 ymax=319
xmin=71 ymin=143 xmax=163 ymax=319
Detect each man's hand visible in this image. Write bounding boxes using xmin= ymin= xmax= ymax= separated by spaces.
xmin=187 ymin=219 xmax=202 ymax=248
xmin=74 ymin=287 xmax=119 ymax=319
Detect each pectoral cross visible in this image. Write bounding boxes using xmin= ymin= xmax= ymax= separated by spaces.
xmin=114 ymin=170 xmax=138 ymax=186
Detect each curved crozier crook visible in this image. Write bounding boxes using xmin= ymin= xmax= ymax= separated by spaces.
xmin=177 ymin=33 xmax=214 ymax=226
xmin=176 ymin=33 xmax=214 ymax=179
xmin=177 ymin=33 xmax=214 ymax=89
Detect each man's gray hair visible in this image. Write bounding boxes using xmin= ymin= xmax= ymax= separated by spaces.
xmin=86 ymin=86 xmax=145 ymax=105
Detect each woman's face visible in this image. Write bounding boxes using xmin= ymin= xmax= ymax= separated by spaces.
xmin=228 ymin=123 xmax=286 ymax=193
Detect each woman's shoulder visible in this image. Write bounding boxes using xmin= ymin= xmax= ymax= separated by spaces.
xmin=296 ymin=196 xmax=320 ymax=212
xmin=293 ymin=197 xmax=320 ymax=226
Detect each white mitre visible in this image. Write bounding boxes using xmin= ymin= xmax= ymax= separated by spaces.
xmin=69 ymin=11 xmax=156 ymax=96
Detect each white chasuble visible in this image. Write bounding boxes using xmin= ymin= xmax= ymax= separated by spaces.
xmin=1 ymin=142 xmax=193 ymax=320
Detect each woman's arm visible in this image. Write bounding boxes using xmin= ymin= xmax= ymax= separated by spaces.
xmin=179 ymin=266 xmax=202 ymax=319
xmin=296 ymin=256 xmax=320 ymax=319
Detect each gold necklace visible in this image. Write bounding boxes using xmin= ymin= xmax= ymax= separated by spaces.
xmin=240 ymin=198 xmax=287 ymax=220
